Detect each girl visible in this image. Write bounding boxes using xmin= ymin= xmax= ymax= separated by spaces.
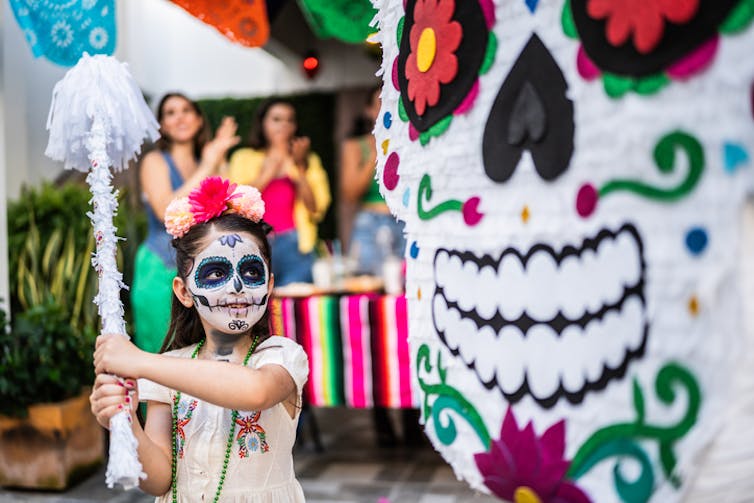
xmin=340 ymin=86 xmax=405 ymax=276
xmin=90 ymin=177 xmax=309 ymax=502
xmin=228 ymin=98 xmax=331 ymax=286
xmin=132 ymin=93 xmax=240 ymax=354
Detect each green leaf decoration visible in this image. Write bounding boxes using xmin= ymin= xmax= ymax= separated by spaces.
xmin=720 ymin=0 xmax=754 ymax=33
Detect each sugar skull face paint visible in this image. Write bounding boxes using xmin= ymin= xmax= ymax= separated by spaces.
xmin=187 ymin=232 xmax=269 ymax=333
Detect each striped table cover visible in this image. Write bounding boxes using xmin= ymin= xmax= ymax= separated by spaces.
xmin=270 ymin=294 xmax=417 ymax=408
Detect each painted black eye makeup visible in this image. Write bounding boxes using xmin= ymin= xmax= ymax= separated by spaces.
xmin=195 ymin=256 xmax=233 ymax=289
xmin=237 ymin=255 xmax=266 ymax=288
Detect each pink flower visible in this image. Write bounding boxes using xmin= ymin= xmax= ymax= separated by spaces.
xmin=164 ymin=197 xmax=196 ymax=238
xmin=229 ymin=185 xmax=265 ymax=223
xmin=189 ymin=176 xmax=239 ymax=223
xmin=474 ymin=409 xmax=591 ymax=503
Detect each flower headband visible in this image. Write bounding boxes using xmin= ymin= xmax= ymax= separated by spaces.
xmin=164 ymin=176 xmax=265 ymax=239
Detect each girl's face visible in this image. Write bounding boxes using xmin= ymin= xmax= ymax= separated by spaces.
xmin=183 ymin=229 xmax=271 ymax=335
xmin=262 ymin=103 xmax=297 ymax=145
xmin=160 ymin=96 xmax=204 ymax=145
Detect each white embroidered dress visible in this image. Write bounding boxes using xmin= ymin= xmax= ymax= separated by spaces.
xmin=138 ymin=336 xmax=309 ymax=503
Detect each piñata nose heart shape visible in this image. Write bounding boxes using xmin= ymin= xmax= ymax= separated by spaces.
xmin=483 ymin=34 xmax=574 ymax=183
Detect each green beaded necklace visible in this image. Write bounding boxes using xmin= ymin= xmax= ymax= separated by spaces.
xmin=171 ymin=334 xmax=260 ymax=503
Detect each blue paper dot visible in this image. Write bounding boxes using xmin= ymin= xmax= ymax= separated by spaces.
xmin=525 ymin=0 xmax=539 ymax=13
xmin=410 ymin=241 xmax=419 ymax=259
xmin=685 ymin=228 xmax=708 ymax=256
xmin=723 ymin=142 xmax=749 ymax=173
xmin=402 ymin=188 xmax=410 ymax=207
xmin=383 ymin=112 xmax=392 ymax=129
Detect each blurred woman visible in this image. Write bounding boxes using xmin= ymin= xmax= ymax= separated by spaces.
xmin=131 ymin=93 xmax=240 ymax=354
xmin=228 ymin=98 xmax=331 ymax=286
xmin=340 ymin=86 xmax=405 ymax=275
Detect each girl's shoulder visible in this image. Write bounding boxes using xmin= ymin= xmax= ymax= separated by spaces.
xmin=251 ymin=336 xmax=309 ymax=390
xmin=141 ymin=148 xmax=169 ymax=167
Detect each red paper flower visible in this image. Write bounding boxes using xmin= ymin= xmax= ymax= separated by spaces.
xmin=405 ymin=0 xmax=462 ymax=115
xmin=587 ymin=0 xmax=699 ymax=54
xmin=474 ymin=409 xmax=592 ymax=503
xmin=189 ymin=176 xmax=239 ymax=223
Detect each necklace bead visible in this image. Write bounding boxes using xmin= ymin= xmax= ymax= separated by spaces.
xmin=171 ymin=334 xmax=260 ymax=503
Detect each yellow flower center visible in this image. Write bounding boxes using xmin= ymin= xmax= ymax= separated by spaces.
xmin=416 ymin=27 xmax=437 ymax=72
xmin=514 ymin=486 xmax=542 ymax=503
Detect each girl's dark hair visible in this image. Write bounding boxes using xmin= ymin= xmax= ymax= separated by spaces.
xmin=347 ymin=85 xmax=381 ymax=138
xmin=155 ymin=92 xmax=211 ymax=160
xmin=247 ymin=98 xmax=298 ymax=150
xmin=160 ymin=213 xmax=274 ymax=353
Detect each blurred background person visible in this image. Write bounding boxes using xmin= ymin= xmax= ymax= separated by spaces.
xmin=131 ymin=93 xmax=239 ymax=354
xmin=228 ymin=98 xmax=331 ymax=286
xmin=340 ymin=86 xmax=405 ymax=276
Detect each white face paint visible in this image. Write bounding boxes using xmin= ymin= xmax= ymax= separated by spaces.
xmin=187 ymin=231 xmax=269 ymax=334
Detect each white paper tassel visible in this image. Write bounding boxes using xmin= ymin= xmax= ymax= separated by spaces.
xmin=45 ymin=54 xmax=158 ymax=490
xmin=46 ymin=53 xmax=159 ymax=172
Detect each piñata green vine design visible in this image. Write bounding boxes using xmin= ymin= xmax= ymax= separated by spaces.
xmin=416 ymin=343 xmax=491 ymax=449
xmin=599 ymin=131 xmax=704 ymax=202
xmin=567 ymin=362 xmax=701 ymax=503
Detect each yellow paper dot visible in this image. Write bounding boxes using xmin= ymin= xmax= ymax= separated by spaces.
xmin=521 ymin=205 xmax=530 ymax=224
xmin=514 ymin=486 xmax=542 ymax=503
xmin=688 ymin=295 xmax=700 ymax=316
xmin=417 ymin=287 xmax=422 ymax=300
xmin=416 ymin=28 xmax=437 ymax=72
xmin=381 ymin=139 xmax=390 ymax=155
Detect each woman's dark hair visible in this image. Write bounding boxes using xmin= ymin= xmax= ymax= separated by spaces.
xmin=347 ymin=85 xmax=381 ymax=138
xmin=160 ymin=213 xmax=274 ymax=353
xmin=247 ymin=98 xmax=298 ymax=150
xmin=155 ymin=92 xmax=211 ymax=160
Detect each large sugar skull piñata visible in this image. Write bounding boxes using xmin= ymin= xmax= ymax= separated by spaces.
xmin=372 ymin=1 xmax=754 ymax=501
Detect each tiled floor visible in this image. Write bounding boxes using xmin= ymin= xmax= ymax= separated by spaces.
xmin=0 ymin=408 xmax=499 ymax=503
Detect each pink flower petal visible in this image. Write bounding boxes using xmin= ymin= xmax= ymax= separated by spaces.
xmin=667 ymin=36 xmax=718 ymax=80
xmin=577 ymin=46 xmax=601 ymax=80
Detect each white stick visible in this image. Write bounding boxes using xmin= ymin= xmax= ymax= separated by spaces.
xmin=45 ymin=53 xmax=158 ymax=491
xmin=85 ymin=115 xmax=143 ymax=488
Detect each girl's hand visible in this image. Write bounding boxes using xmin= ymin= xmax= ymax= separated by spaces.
xmin=202 ymin=116 xmax=240 ymax=168
xmin=94 ymin=334 xmax=146 ymax=378
xmin=89 ymin=373 xmax=138 ymax=429
xmin=290 ymin=136 xmax=310 ymax=167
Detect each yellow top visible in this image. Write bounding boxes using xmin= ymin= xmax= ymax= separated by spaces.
xmin=228 ymin=148 xmax=331 ymax=254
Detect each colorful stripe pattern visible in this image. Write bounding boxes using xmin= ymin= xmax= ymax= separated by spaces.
xmin=269 ymin=294 xmax=416 ymax=408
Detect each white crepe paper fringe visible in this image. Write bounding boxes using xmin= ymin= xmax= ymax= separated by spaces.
xmin=45 ymin=53 xmax=157 ymax=490
xmin=46 ymin=53 xmax=159 ymax=172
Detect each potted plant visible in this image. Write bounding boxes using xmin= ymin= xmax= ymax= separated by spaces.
xmin=0 ymin=300 xmax=101 ymax=489
xmin=0 ymin=181 xmax=145 ymax=490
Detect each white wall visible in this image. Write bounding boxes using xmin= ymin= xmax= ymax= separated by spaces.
xmin=120 ymin=0 xmax=380 ymax=100
xmin=2 ymin=1 xmax=68 ymax=198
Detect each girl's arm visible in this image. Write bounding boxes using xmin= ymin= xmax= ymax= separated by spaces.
xmin=94 ymin=335 xmax=297 ymax=412
xmin=89 ymin=374 xmax=174 ymax=496
xmin=340 ymin=137 xmax=377 ymax=204
xmin=290 ymin=137 xmax=316 ymax=212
